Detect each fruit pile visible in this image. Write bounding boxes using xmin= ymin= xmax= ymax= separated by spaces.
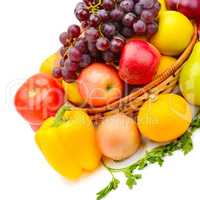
xmin=14 ymin=0 xmax=200 ymax=199
xmin=55 ymin=0 xmax=161 ymax=82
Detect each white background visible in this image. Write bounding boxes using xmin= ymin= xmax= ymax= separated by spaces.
xmin=0 ymin=0 xmax=200 ymax=200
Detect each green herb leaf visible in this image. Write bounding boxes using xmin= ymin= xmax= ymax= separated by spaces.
xmin=179 ymin=131 xmax=193 ymax=155
xmin=98 ymin=111 xmax=200 ymax=200
xmin=96 ymin=177 xmax=120 ymax=200
xmin=125 ymin=171 xmax=142 ymax=189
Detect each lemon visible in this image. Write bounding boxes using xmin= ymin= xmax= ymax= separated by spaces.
xmin=151 ymin=11 xmax=194 ymax=56
xmin=137 ymin=94 xmax=192 ymax=142
xmin=62 ymin=81 xmax=84 ymax=106
xmin=40 ymin=52 xmax=61 ymax=75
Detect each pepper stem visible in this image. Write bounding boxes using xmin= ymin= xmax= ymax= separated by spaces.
xmin=52 ymin=104 xmax=71 ymax=127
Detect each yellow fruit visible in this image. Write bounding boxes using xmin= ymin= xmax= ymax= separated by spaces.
xmin=137 ymin=94 xmax=192 ymax=142
xmin=40 ymin=52 xmax=61 ymax=75
xmin=155 ymin=56 xmax=177 ymax=76
xmin=62 ymin=81 xmax=84 ymax=106
xmin=151 ymin=11 xmax=194 ymax=56
xmin=158 ymin=0 xmax=167 ymax=16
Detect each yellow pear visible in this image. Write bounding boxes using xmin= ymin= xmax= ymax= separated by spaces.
xmin=158 ymin=0 xmax=167 ymax=16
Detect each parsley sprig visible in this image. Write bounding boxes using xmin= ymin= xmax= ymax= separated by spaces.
xmin=96 ymin=112 xmax=200 ymax=200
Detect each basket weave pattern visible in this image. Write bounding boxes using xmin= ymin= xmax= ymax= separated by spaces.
xmin=69 ymin=25 xmax=198 ymax=122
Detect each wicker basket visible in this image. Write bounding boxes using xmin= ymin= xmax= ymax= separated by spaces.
xmin=68 ymin=24 xmax=198 ymax=123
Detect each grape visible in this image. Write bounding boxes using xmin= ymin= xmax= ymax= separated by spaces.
xmin=68 ymin=48 xmax=81 ymax=62
xmin=120 ymin=0 xmax=134 ymax=12
xmin=61 ymin=66 xmax=69 ymax=77
xmin=102 ymin=23 xmax=116 ymax=38
xmin=89 ymin=14 xmax=101 ymax=27
xmin=102 ymin=51 xmax=114 ymax=62
xmin=85 ymin=27 xmax=99 ymax=42
xmin=121 ymin=27 xmax=134 ymax=38
xmin=110 ymin=37 xmax=125 ymax=53
xmin=64 ymin=59 xmax=79 ymax=73
xmin=110 ymin=8 xmax=124 ymax=21
xmin=59 ymin=47 xmax=66 ymax=57
xmin=75 ymin=7 xmax=90 ymax=21
xmin=141 ymin=10 xmax=155 ymax=23
xmin=80 ymin=54 xmax=92 ymax=68
xmin=53 ymin=67 xmax=62 ymax=78
xmin=62 ymin=67 xmax=77 ymax=83
xmin=97 ymin=9 xmax=109 ymax=22
xmin=70 ymin=63 xmax=79 ymax=72
xmin=153 ymin=1 xmax=161 ymax=13
xmin=60 ymin=58 xmax=65 ymax=67
xmin=103 ymin=0 xmax=115 ymax=11
xmin=81 ymin=21 xmax=88 ymax=29
xmin=75 ymin=2 xmax=86 ymax=11
xmin=122 ymin=12 xmax=137 ymax=27
xmin=74 ymin=39 xmax=88 ymax=54
xmin=67 ymin=24 xmax=81 ymax=38
xmin=96 ymin=37 xmax=110 ymax=51
xmin=115 ymin=35 xmax=126 ymax=43
xmin=83 ymin=0 xmax=94 ymax=6
xmin=139 ymin=0 xmax=156 ymax=9
xmin=88 ymin=42 xmax=100 ymax=58
xmin=134 ymin=3 xmax=143 ymax=15
xmin=133 ymin=20 xmax=146 ymax=34
xmin=59 ymin=32 xmax=69 ymax=46
xmin=147 ymin=22 xmax=158 ymax=36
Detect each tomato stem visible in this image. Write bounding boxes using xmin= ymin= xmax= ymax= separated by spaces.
xmin=28 ymin=89 xmax=37 ymax=98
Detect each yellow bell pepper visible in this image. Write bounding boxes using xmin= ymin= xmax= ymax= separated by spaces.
xmin=35 ymin=105 xmax=101 ymax=180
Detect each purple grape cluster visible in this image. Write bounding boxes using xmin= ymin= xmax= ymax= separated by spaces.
xmin=53 ymin=0 xmax=161 ymax=82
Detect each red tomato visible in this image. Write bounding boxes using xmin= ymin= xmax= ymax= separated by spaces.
xmin=15 ymin=73 xmax=64 ymax=126
xmin=29 ymin=123 xmax=42 ymax=132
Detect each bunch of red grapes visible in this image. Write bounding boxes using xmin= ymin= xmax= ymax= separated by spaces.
xmin=53 ymin=0 xmax=161 ymax=82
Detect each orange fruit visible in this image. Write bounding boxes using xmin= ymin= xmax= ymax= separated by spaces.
xmin=137 ymin=94 xmax=192 ymax=142
xmin=155 ymin=56 xmax=177 ymax=77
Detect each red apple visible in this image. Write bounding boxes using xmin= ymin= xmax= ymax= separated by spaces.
xmin=166 ymin=0 xmax=178 ymax=10
xmin=119 ymin=39 xmax=161 ymax=85
xmin=166 ymin=0 xmax=200 ymax=19
xmin=30 ymin=123 xmax=41 ymax=131
xmin=77 ymin=63 xmax=123 ymax=107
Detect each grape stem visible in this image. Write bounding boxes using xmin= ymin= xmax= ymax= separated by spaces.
xmin=87 ymin=0 xmax=103 ymax=14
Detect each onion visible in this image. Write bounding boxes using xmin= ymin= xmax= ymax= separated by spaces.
xmin=96 ymin=113 xmax=141 ymax=161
